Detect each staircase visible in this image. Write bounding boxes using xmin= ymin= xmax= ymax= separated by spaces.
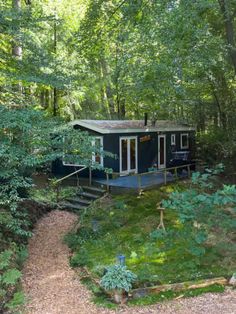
xmin=59 ymin=185 xmax=106 ymax=212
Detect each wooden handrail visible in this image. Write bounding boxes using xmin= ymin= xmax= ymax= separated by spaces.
xmin=111 ymin=163 xmax=195 ymax=178
xmin=54 ymin=166 xmax=87 ymax=185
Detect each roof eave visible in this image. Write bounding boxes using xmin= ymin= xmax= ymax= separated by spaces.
xmin=70 ymin=121 xmax=195 ymax=134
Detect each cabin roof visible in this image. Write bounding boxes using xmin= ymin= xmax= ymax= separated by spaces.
xmin=70 ymin=119 xmax=195 ymax=134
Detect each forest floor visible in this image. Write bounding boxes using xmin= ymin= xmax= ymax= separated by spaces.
xmin=22 ymin=210 xmax=236 ymax=314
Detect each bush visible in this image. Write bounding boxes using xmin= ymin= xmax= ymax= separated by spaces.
xmin=0 ymin=248 xmax=23 ymax=312
xmin=70 ymin=248 xmax=91 ymax=267
xmin=197 ymin=128 xmax=236 ymax=172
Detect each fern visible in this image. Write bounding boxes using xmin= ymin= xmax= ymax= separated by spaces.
xmin=2 ymin=269 xmax=22 ymax=286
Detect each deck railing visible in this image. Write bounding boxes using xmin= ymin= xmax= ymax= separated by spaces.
xmin=105 ymin=163 xmax=195 ymax=194
xmin=51 ymin=163 xmax=195 ymax=200
xmin=51 ymin=166 xmax=88 ymax=202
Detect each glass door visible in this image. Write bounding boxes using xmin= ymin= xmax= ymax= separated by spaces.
xmin=158 ymin=135 xmax=166 ymax=169
xmin=120 ymin=137 xmax=137 ymax=174
xmin=121 ymin=138 xmax=128 ymax=172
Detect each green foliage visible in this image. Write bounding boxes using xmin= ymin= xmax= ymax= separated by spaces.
xmin=162 ymin=167 xmax=236 ymax=261
xmin=92 ymin=294 xmax=118 ymax=309
xmin=66 ymin=180 xmax=235 ymax=294
xmin=197 ymin=129 xmax=232 ymax=165
xmin=1 ymin=269 xmax=22 ymax=286
xmin=64 ymin=233 xmax=82 ymax=251
xmin=1 ymin=0 xmax=236 ymax=167
xmin=100 ymin=265 xmax=137 ymax=292
xmin=0 ymin=247 xmax=23 ymax=312
xmin=80 ymin=277 xmax=118 ymax=309
xmin=5 ymin=291 xmax=25 ymax=311
xmin=0 ymin=250 xmax=12 ymax=271
xmin=32 ymin=185 xmax=78 ymax=204
xmin=0 ymin=98 xmax=107 ymax=310
xmin=70 ymin=249 xmax=91 ymax=267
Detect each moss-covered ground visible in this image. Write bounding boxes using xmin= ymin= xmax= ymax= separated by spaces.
xmin=65 ymin=183 xmax=235 ymax=288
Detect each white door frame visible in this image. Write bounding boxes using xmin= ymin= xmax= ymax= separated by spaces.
xmin=119 ymin=136 xmax=138 ymax=175
xmin=158 ymin=135 xmax=166 ymax=169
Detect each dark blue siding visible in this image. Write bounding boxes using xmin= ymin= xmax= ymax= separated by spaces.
xmin=52 ymin=126 xmax=195 ymax=178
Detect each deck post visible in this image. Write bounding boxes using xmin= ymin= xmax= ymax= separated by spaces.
xmin=106 ymin=172 xmax=110 ymax=193
xmin=164 ymin=169 xmax=167 ymax=185
xmin=56 ymin=184 xmax=60 ymax=203
xmin=187 ymin=165 xmax=191 ymax=178
xmin=89 ymin=167 xmax=92 ymax=186
xmin=138 ymin=175 xmax=142 ymax=195
xmin=174 ymin=167 xmax=178 ymax=180
xmin=75 ymin=171 xmax=80 ymax=188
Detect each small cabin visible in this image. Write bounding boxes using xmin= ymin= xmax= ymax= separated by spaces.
xmin=52 ymin=119 xmax=195 ymax=179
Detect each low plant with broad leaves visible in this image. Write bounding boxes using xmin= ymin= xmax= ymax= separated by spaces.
xmin=100 ymin=264 xmax=137 ymax=303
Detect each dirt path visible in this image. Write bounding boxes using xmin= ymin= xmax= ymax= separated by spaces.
xmin=22 ymin=210 xmax=109 ymax=314
xmin=22 ymin=210 xmax=236 ymax=314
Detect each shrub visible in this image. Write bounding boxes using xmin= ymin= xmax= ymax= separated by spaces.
xmin=70 ymin=248 xmax=91 ymax=267
xmin=0 ymin=249 xmax=23 ymax=312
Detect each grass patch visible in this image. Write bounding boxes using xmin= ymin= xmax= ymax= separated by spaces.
xmin=30 ymin=185 xmax=78 ymax=203
xmin=65 ymin=182 xmax=235 ymax=306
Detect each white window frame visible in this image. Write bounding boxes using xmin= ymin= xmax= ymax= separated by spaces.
xmin=171 ymin=134 xmax=176 ymax=145
xmin=63 ymin=136 xmax=104 ymax=167
xmin=119 ymin=136 xmax=138 ymax=175
xmin=180 ymin=133 xmax=189 ymax=149
xmin=92 ymin=136 xmax=104 ymax=167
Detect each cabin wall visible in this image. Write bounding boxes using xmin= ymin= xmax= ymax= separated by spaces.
xmin=51 ymin=126 xmax=195 ymax=178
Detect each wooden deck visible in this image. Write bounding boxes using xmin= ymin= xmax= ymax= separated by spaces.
xmin=95 ymin=169 xmax=189 ymax=190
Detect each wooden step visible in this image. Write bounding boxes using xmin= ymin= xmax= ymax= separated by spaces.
xmin=66 ymin=197 xmax=91 ymax=206
xmin=82 ymin=186 xmax=106 ymax=195
xmin=60 ymin=202 xmax=86 ymax=211
xmin=77 ymin=191 xmax=100 ymax=200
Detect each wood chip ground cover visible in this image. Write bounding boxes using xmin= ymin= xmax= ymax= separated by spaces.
xmin=21 ymin=210 xmax=236 ymax=314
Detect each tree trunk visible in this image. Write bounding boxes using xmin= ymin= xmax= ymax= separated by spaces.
xmin=45 ymin=89 xmax=50 ymax=109
xmin=12 ymin=0 xmax=22 ymax=59
xmin=105 ymin=85 xmax=115 ymax=118
xmin=118 ymin=98 xmax=126 ymax=119
xmin=218 ymin=0 xmax=236 ymax=75
xmin=100 ymin=57 xmax=115 ymax=118
xmin=40 ymin=90 xmax=44 ymax=107
xmin=53 ymin=87 xmax=58 ymax=116
xmin=53 ymin=18 xmax=58 ymax=116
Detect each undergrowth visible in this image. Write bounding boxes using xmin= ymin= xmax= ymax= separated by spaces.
xmin=65 ymin=183 xmax=235 ymax=286
xmin=65 ymin=174 xmax=235 ymax=306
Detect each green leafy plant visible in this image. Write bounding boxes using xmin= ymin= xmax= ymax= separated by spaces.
xmin=100 ymin=265 xmax=137 ymax=303
xmin=161 ymin=165 xmax=236 ymax=272
xmin=70 ymin=248 xmax=91 ymax=267
xmin=1 ymin=269 xmax=22 ymax=286
xmin=0 ymin=248 xmax=23 ymax=312
xmin=5 ymin=291 xmax=25 ymax=311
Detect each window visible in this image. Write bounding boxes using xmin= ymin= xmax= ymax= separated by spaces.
xmin=62 ymin=136 xmax=84 ymax=166
xmin=180 ymin=133 xmax=189 ymax=149
xmin=62 ymin=136 xmax=104 ymax=167
xmin=92 ymin=137 xmax=104 ymax=166
xmin=171 ymin=134 xmax=176 ymax=145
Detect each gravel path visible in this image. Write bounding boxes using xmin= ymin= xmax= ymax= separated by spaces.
xmin=22 ymin=210 xmax=236 ymax=314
